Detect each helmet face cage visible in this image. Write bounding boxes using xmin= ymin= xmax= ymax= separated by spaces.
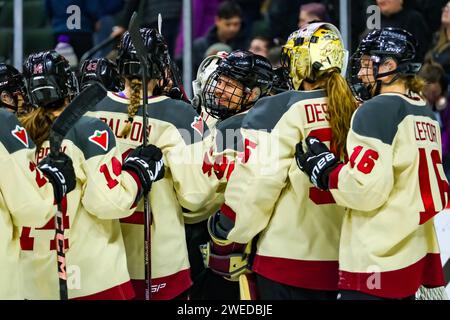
xmin=349 ymin=27 xmax=420 ymax=101
xmin=0 ymin=63 xmax=30 ymax=111
xmin=202 ymin=50 xmax=273 ymax=120
xmin=116 ymin=28 xmax=170 ymax=86
xmin=347 ymin=51 xmax=380 ymax=101
xmin=203 ymin=71 xmax=248 ymax=119
xmin=23 ymin=51 xmax=73 ymax=108
xmin=80 ymin=58 xmax=124 ymax=92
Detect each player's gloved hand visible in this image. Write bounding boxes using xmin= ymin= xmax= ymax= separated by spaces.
xmin=122 ymin=144 xmax=165 ymax=194
xmin=199 ymin=211 xmax=251 ymax=281
xmin=295 ymin=136 xmax=340 ymax=190
xmin=38 ymin=153 xmax=76 ymax=203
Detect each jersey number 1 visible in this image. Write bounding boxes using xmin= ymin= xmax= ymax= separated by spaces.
xmin=418 ymin=148 xmax=449 ymax=224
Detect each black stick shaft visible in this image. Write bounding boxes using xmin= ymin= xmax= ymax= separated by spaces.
xmin=142 ymin=70 xmax=152 ymax=301
xmin=128 ymin=11 xmax=153 ymax=300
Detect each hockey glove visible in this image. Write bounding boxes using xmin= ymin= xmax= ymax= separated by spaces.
xmin=122 ymin=144 xmax=165 ymax=194
xmin=38 ymin=153 xmax=76 ymax=203
xmin=295 ymin=136 xmax=340 ymax=190
xmin=199 ymin=212 xmax=251 ymax=281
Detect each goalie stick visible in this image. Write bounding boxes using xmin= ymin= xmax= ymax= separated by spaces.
xmin=128 ymin=11 xmax=153 ymax=300
xmin=49 ymin=83 xmax=107 ymax=300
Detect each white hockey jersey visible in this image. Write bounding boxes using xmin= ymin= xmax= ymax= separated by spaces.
xmin=329 ymin=93 xmax=447 ymax=298
xmin=20 ymin=116 xmax=140 ymax=300
xmin=87 ymin=92 xmax=218 ymax=299
xmin=220 ymin=90 xmax=346 ymax=290
xmin=0 ymin=109 xmax=55 ymax=300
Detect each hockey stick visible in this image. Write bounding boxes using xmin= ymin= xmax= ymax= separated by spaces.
xmin=158 ymin=13 xmax=190 ymax=103
xmin=49 ymin=83 xmax=107 ymax=300
xmin=128 ymin=11 xmax=153 ymax=300
xmin=79 ymin=35 xmax=120 ymax=65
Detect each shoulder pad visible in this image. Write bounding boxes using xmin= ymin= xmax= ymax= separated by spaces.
xmin=352 ymin=94 xmax=434 ymax=145
xmin=0 ymin=109 xmax=36 ymax=153
xmin=215 ymin=113 xmax=245 ymax=153
xmin=65 ymin=116 xmax=116 ymax=159
xmin=243 ymin=90 xmax=327 ymax=131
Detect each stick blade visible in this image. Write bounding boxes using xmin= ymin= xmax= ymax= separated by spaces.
xmin=128 ymin=12 xmax=150 ymax=70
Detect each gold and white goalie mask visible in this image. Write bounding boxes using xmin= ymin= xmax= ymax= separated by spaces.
xmin=281 ymin=22 xmax=349 ymax=89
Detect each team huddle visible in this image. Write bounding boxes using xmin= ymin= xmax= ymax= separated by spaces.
xmin=0 ymin=20 xmax=448 ymax=300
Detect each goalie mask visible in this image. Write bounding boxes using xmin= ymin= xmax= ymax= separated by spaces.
xmin=23 ymin=50 xmax=77 ymax=108
xmin=79 ymin=58 xmax=124 ymax=92
xmin=348 ymin=27 xmax=421 ymax=101
xmin=281 ymin=22 xmax=348 ymax=90
xmin=116 ymin=28 xmax=169 ymax=84
xmin=203 ymin=50 xmax=273 ymax=120
xmin=0 ymin=63 xmax=30 ymax=112
xmin=191 ymin=51 xmax=227 ymax=112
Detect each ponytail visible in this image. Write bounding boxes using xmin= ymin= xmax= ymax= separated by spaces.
xmin=317 ymin=68 xmax=359 ymax=158
xmin=403 ymin=75 xmax=425 ymax=98
xmin=19 ymin=107 xmax=57 ymax=151
xmin=121 ymin=78 xmax=142 ymax=137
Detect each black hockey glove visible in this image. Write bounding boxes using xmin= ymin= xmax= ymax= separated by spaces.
xmin=122 ymin=144 xmax=165 ymax=194
xmin=38 ymin=153 xmax=76 ymax=203
xmin=295 ymin=137 xmax=340 ymax=190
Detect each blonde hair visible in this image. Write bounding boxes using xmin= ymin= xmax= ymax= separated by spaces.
xmin=403 ymin=75 xmax=426 ymax=98
xmin=121 ymin=78 xmax=142 ymax=136
xmin=19 ymin=106 xmax=58 ymax=151
xmin=315 ymin=68 xmax=359 ymax=158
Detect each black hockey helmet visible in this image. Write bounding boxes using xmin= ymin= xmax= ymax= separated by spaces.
xmin=23 ymin=50 xmax=76 ymax=108
xmin=0 ymin=63 xmax=29 ymax=111
xmin=116 ymin=28 xmax=169 ymax=82
xmin=270 ymin=66 xmax=291 ymax=95
xmin=79 ymin=58 xmax=124 ymax=92
xmin=203 ymin=50 xmax=273 ymax=119
xmin=348 ymin=27 xmax=422 ymax=100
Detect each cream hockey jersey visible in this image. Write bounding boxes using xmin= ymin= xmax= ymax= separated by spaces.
xmin=20 ymin=116 xmax=141 ymax=300
xmin=0 ymin=109 xmax=55 ymax=300
xmin=329 ymin=93 xmax=448 ymax=298
xmin=87 ymin=92 xmax=218 ymax=299
xmin=183 ymin=107 xmax=221 ymax=225
xmin=198 ymin=112 xmax=248 ymax=223
xmin=200 ymin=107 xmax=219 ymax=131
xmin=220 ymin=90 xmax=346 ymax=290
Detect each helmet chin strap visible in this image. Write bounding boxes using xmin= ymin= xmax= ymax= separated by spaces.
xmin=240 ymin=87 xmax=261 ymax=113
xmin=0 ymin=101 xmax=17 ymax=112
xmin=368 ymin=58 xmax=403 ymax=98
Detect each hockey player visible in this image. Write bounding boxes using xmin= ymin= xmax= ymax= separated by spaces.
xmin=87 ymin=28 xmax=218 ymax=300
xmin=19 ymin=50 xmax=164 ymax=300
xmin=296 ymin=27 xmax=448 ymax=300
xmin=202 ymin=22 xmax=359 ymax=299
xmin=192 ymin=50 xmax=273 ymax=299
xmin=0 ymin=107 xmax=75 ymax=299
xmin=79 ymin=58 xmax=124 ymax=92
xmin=0 ymin=63 xmax=31 ymax=114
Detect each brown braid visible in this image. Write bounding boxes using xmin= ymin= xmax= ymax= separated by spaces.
xmin=121 ymin=78 xmax=142 ymax=137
